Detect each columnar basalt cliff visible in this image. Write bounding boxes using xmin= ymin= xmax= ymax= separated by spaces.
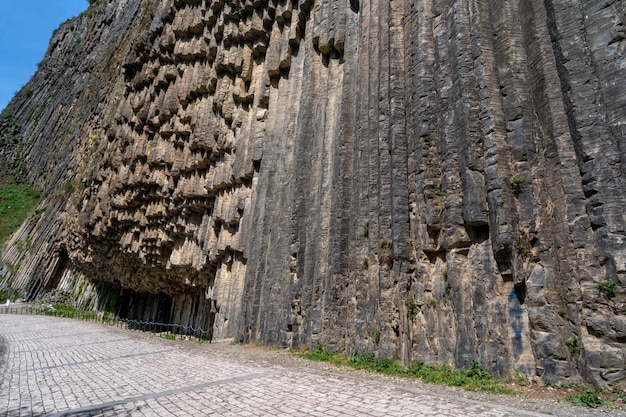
xmin=1 ymin=0 xmax=624 ymax=388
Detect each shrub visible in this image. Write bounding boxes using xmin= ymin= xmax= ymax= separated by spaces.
xmin=348 ymin=350 xmax=400 ymax=375
xmin=63 ymin=179 xmax=77 ymax=195
xmin=0 ymin=290 xmax=17 ymax=303
xmin=373 ymin=329 xmax=381 ymax=344
xmin=510 ymin=176 xmax=523 ymax=194
xmin=299 ymin=341 xmax=334 ymax=362
xmin=379 ymin=238 xmax=393 ymax=266
xmin=515 ymin=243 xmax=531 ymax=258
xmin=568 ymin=390 xmax=611 ymax=408
xmin=406 ymin=296 xmax=417 ymax=319
xmin=566 ymin=334 xmax=580 ymax=358
xmin=597 ymin=280 xmax=616 ymax=298
xmin=466 ymin=359 xmax=491 ymax=379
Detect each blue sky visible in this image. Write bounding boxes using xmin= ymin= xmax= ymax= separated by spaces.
xmin=0 ymin=1 xmax=87 ymax=111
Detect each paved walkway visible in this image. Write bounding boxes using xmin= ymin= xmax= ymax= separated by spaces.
xmin=0 ymin=315 xmax=558 ymax=416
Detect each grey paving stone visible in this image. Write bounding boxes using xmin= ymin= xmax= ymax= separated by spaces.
xmin=0 ymin=316 xmax=559 ymax=416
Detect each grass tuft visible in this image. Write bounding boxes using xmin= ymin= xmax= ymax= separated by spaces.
xmin=299 ymin=341 xmax=336 ymax=362
xmin=567 ymin=390 xmax=611 ymax=409
xmin=348 ymin=351 xmax=400 ymax=375
xmin=597 ymin=280 xmax=616 ymax=298
xmin=406 ymin=296 xmax=418 ymax=319
xmin=373 ymin=329 xmax=381 ymax=344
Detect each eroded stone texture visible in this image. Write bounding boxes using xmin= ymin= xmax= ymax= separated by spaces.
xmin=1 ymin=0 xmax=624 ymax=388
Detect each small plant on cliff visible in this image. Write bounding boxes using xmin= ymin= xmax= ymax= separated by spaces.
xmin=373 ymin=329 xmax=381 ymax=344
xmin=362 ymin=220 xmax=369 ymax=237
xmin=379 ymin=238 xmax=393 ymax=266
xmin=514 ymin=371 xmax=529 ymax=386
xmin=406 ymin=295 xmax=418 ymax=319
xmin=515 ymin=243 xmax=531 ymax=258
xmin=62 ymin=179 xmax=77 ymax=195
xmin=443 ymin=269 xmax=451 ymax=294
xmin=8 ymin=263 xmax=20 ymax=275
xmin=510 ymin=176 xmax=523 ymax=195
xmin=566 ymin=334 xmax=580 ymax=359
xmin=597 ymin=280 xmax=616 ymax=298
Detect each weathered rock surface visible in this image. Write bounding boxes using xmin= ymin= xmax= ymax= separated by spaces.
xmin=1 ymin=0 xmax=625 ymax=388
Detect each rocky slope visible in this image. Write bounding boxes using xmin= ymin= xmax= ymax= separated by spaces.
xmin=1 ymin=0 xmax=625 ymax=388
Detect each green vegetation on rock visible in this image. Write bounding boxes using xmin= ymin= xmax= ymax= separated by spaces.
xmin=597 ymin=280 xmax=616 ymax=298
xmin=0 ymin=289 xmax=19 ymax=303
xmin=406 ymin=295 xmax=418 ymax=319
xmin=0 ymin=185 xmax=41 ymax=245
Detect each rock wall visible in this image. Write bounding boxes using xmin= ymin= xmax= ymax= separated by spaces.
xmin=0 ymin=0 xmax=152 ymax=298
xmin=1 ymin=0 xmax=625 ymax=388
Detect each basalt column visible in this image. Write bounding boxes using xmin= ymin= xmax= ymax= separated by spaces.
xmin=0 ymin=0 xmax=623 ymax=388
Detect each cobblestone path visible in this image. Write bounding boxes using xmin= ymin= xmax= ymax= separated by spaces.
xmin=1 ymin=315 xmax=551 ymax=416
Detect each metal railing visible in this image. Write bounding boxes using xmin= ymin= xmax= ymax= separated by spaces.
xmin=1 ymin=305 xmax=33 ymax=315
xmin=122 ymin=318 xmax=212 ymax=340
